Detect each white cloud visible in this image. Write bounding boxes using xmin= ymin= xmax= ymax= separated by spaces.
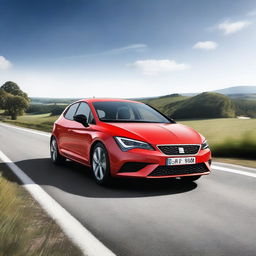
xmin=0 ymin=56 xmax=11 ymax=69
xmin=132 ymin=59 xmax=190 ymax=75
xmin=218 ymin=20 xmax=251 ymax=35
xmin=193 ymin=41 xmax=218 ymax=50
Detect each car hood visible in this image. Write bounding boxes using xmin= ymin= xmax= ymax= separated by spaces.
xmin=103 ymin=122 xmax=203 ymax=145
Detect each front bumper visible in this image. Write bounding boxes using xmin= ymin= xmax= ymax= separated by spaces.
xmin=108 ymin=141 xmax=211 ymax=178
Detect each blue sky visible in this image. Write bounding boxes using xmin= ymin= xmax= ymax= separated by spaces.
xmin=0 ymin=0 xmax=256 ymax=97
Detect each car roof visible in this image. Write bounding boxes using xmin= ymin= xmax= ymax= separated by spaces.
xmin=78 ymin=98 xmax=143 ymax=104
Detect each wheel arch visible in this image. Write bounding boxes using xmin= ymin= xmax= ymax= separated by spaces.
xmin=50 ymin=134 xmax=55 ymax=142
xmin=50 ymin=134 xmax=62 ymax=156
xmin=89 ymin=139 xmax=107 ymax=165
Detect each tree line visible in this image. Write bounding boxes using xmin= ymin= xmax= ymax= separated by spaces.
xmin=0 ymin=81 xmax=29 ymax=120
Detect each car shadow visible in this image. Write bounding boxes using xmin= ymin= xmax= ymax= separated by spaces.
xmin=0 ymin=158 xmax=197 ymax=198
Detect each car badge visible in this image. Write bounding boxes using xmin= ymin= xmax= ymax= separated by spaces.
xmin=178 ymin=147 xmax=185 ymax=154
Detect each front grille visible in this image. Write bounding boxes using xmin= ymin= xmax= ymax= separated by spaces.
xmin=157 ymin=145 xmax=200 ymax=155
xmin=149 ymin=163 xmax=209 ymax=176
xmin=119 ymin=162 xmax=149 ymax=172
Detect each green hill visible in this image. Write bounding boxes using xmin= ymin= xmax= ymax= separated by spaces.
xmin=157 ymin=92 xmax=236 ymax=119
xmin=233 ymin=99 xmax=256 ymax=118
xmin=29 ymin=91 xmax=256 ymax=119
xmin=142 ymin=94 xmax=188 ymax=112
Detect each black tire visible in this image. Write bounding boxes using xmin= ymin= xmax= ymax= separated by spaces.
xmin=181 ymin=175 xmax=202 ymax=182
xmin=91 ymin=142 xmax=112 ymax=185
xmin=50 ymin=137 xmax=66 ymax=164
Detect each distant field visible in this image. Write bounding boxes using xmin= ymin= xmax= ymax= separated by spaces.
xmin=180 ymin=118 xmax=256 ymax=145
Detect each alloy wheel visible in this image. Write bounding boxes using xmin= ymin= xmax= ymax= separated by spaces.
xmin=92 ymin=147 xmax=107 ymax=181
xmin=51 ymin=138 xmax=58 ymax=162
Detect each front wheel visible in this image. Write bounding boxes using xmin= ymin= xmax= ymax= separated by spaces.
xmin=181 ymin=175 xmax=201 ymax=182
xmin=50 ymin=137 xmax=66 ymax=164
xmin=91 ymin=143 xmax=112 ymax=185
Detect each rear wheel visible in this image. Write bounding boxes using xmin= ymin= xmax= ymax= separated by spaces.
xmin=91 ymin=143 xmax=112 ymax=185
xmin=50 ymin=137 xmax=66 ymax=164
xmin=181 ymin=175 xmax=201 ymax=182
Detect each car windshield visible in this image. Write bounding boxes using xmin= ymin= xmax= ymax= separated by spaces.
xmin=93 ymin=101 xmax=173 ymax=123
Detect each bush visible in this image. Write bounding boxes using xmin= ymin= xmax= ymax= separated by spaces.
xmin=50 ymin=105 xmax=66 ymax=116
xmin=26 ymin=104 xmax=52 ymax=114
xmin=212 ymin=132 xmax=256 ymax=159
xmin=26 ymin=104 xmax=67 ymax=115
xmin=233 ymin=99 xmax=256 ymax=118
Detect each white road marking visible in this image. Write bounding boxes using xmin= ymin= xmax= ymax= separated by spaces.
xmin=213 ymin=161 xmax=256 ymax=172
xmin=212 ymin=165 xmax=256 ymax=178
xmin=0 ymin=150 xmax=116 ymax=256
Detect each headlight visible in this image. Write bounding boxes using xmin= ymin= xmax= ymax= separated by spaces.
xmin=114 ymin=136 xmax=154 ymax=151
xmin=201 ymin=140 xmax=209 ymax=149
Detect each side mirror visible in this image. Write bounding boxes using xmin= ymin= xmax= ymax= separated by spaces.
xmin=73 ymin=114 xmax=89 ymax=127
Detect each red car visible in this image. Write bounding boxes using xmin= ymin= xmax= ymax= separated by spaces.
xmin=50 ymin=99 xmax=211 ymax=185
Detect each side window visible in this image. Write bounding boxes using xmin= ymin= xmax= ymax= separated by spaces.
xmin=64 ymin=103 xmax=79 ymax=120
xmin=75 ymin=102 xmax=95 ymax=124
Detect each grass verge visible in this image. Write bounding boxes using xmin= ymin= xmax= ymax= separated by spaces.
xmin=0 ymin=166 xmax=82 ymax=256
xmin=1 ymin=113 xmax=58 ymax=132
xmin=210 ymin=132 xmax=256 ymax=159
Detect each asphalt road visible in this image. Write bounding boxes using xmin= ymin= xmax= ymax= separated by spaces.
xmin=0 ymin=123 xmax=255 ymax=256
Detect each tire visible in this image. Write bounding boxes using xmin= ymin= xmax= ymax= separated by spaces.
xmin=181 ymin=175 xmax=201 ymax=182
xmin=50 ymin=137 xmax=66 ymax=164
xmin=91 ymin=142 xmax=112 ymax=185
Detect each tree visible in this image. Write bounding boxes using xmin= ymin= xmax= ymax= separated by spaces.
xmin=0 ymin=81 xmax=29 ymax=120
xmin=0 ymin=89 xmax=8 ymax=109
xmin=5 ymin=95 xmax=29 ymax=120
xmin=1 ymin=81 xmax=29 ymax=101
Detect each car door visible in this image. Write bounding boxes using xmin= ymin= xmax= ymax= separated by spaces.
xmin=68 ymin=102 xmax=96 ymax=164
xmin=58 ymin=102 xmax=80 ymax=156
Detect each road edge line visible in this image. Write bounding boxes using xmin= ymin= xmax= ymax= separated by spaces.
xmin=213 ymin=161 xmax=256 ymax=172
xmin=212 ymin=165 xmax=256 ymax=178
xmin=0 ymin=150 xmax=115 ymax=256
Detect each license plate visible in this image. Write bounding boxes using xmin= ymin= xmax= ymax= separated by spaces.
xmin=166 ymin=157 xmax=196 ymax=166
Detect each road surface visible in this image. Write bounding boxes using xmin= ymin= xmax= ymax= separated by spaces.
xmin=0 ymin=123 xmax=255 ymax=256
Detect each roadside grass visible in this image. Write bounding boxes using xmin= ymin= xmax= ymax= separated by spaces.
xmin=181 ymin=118 xmax=256 ymax=161
xmin=210 ymin=133 xmax=256 ymax=159
xmin=0 ymin=167 xmax=82 ymax=256
xmin=180 ymin=118 xmax=256 ymax=145
xmin=1 ymin=113 xmax=58 ymax=132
